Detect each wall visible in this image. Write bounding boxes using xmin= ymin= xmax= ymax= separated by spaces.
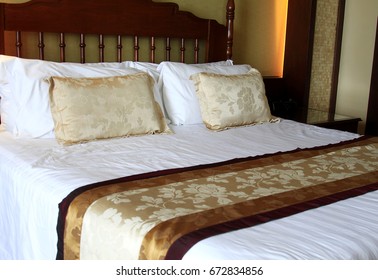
xmin=336 ymin=0 xmax=378 ymax=133
xmin=233 ymin=0 xmax=287 ymax=77
xmin=154 ymin=0 xmax=287 ymax=77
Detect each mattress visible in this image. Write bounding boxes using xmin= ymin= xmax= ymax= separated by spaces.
xmin=1 ymin=119 xmax=377 ymax=260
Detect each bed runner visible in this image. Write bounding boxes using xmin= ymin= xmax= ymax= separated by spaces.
xmin=56 ymin=137 xmax=378 ymax=260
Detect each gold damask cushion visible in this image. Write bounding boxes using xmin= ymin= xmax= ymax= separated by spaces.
xmin=48 ymin=73 xmax=171 ymax=144
xmin=190 ymin=69 xmax=279 ymax=131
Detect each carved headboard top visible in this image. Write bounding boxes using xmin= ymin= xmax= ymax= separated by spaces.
xmin=0 ymin=0 xmax=235 ymax=63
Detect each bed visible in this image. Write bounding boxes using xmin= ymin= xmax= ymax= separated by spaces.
xmin=0 ymin=0 xmax=377 ymax=260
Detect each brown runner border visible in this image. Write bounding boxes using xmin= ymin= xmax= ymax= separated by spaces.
xmin=56 ymin=136 xmax=377 ymax=259
xmin=165 ymin=182 xmax=378 ymax=259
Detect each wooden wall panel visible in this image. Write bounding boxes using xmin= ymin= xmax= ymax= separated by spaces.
xmin=265 ymin=0 xmax=317 ymax=109
xmin=365 ymin=18 xmax=378 ymax=136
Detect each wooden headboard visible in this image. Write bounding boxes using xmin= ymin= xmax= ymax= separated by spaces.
xmin=0 ymin=0 xmax=235 ymax=63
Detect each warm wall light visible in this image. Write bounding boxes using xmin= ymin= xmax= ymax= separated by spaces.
xmin=274 ymin=0 xmax=288 ymax=78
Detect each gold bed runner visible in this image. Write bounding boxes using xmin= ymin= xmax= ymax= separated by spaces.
xmin=61 ymin=137 xmax=378 ymax=259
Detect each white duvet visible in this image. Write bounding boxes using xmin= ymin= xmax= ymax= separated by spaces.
xmin=1 ymin=120 xmax=377 ymax=260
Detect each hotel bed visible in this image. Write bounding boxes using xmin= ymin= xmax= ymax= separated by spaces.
xmin=0 ymin=0 xmax=377 ymax=260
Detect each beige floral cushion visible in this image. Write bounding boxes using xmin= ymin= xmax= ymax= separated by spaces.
xmin=48 ymin=73 xmax=171 ymax=145
xmin=190 ymin=69 xmax=279 ymax=131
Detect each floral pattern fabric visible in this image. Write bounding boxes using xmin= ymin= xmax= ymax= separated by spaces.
xmin=48 ymin=73 xmax=171 ymax=145
xmin=60 ymin=137 xmax=378 ymax=259
xmin=190 ymin=69 xmax=280 ymax=131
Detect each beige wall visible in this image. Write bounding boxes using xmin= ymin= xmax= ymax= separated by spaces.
xmin=337 ymin=0 xmax=378 ymax=134
xmin=233 ymin=0 xmax=287 ymax=77
xmin=155 ymin=0 xmax=287 ymax=77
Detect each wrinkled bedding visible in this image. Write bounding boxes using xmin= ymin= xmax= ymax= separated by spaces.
xmin=2 ymin=120 xmax=377 ymax=260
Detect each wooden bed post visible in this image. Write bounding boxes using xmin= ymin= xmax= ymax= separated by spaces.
xmin=0 ymin=0 xmax=235 ymax=63
xmin=0 ymin=4 xmax=4 ymax=55
xmin=226 ymin=0 xmax=235 ymax=60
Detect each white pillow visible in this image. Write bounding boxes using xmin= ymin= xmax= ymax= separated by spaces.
xmin=125 ymin=61 xmax=166 ymax=119
xmin=157 ymin=61 xmax=252 ymax=125
xmin=125 ymin=61 xmax=159 ymax=73
xmin=0 ymin=55 xmax=18 ymax=131
xmin=0 ymin=55 xmax=16 ymax=83
xmin=0 ymin=84 xmax=12 ymax=130
xmin=5 ymin=57 xmax=145 ymax=138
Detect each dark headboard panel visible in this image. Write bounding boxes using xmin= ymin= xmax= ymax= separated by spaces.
xmin=0 ymin=0 xmax=234 ymax=63
xmin=365 ymin=17 xmax=378 ymax=136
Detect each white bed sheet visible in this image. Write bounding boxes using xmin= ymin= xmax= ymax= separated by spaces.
xmin=184 ymin=189 xmax=378 ymax=260
xmin=1 ymin=119 xmax=376 ymax=260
